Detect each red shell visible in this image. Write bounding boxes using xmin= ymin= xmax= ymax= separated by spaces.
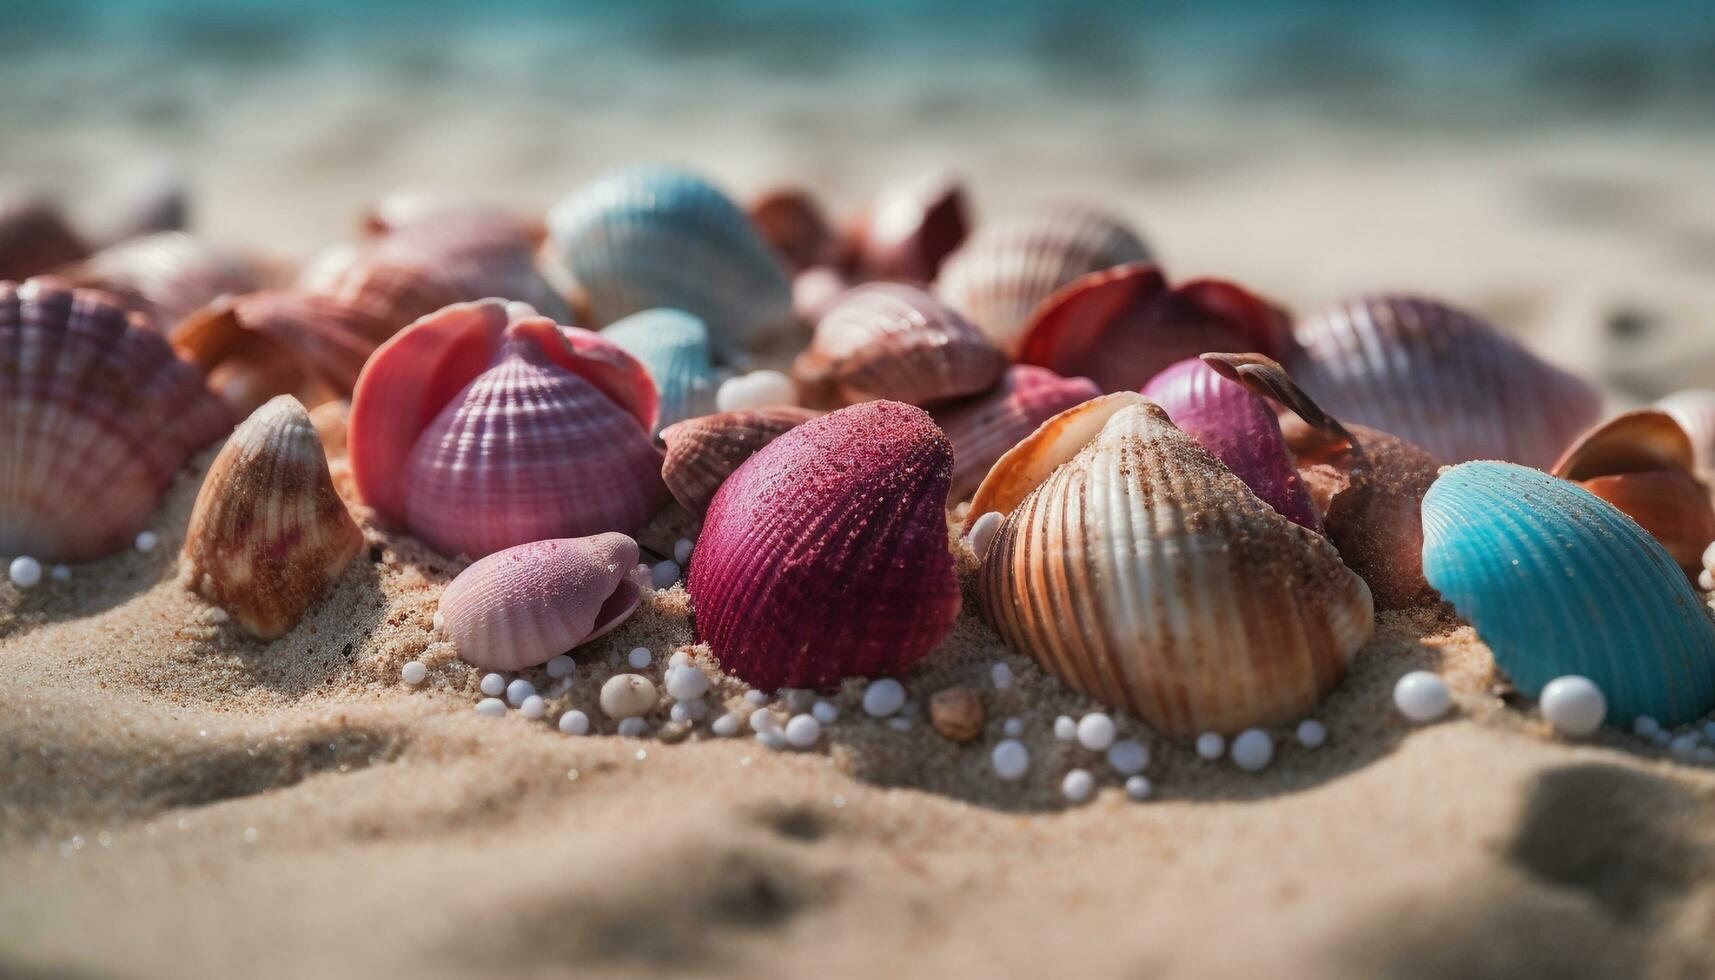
xmin=688 ymin=401 xmax=961 ymax=689
xmin=848 ymin=172 xmax=970 ymax=282
xmin=1018 ymin=263 xmax=1291 ymax=393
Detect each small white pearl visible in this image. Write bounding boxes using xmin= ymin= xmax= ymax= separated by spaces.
xmin=1061 ymin=769 xmax=1095 ymax=803
xmin=480 ymin=673 xmax=506 ymax=697
xmin=520 ymin=695 xmax=546 ymax=720
xmin=887 ymin=716 xmax=912 ymax=732
xmin=1125 ymin=775 xmax=1153 ymax=801
xmin=716 ymin=369 xmax=797 ymax=412
xmin=505 ymin=678 xmax=537 ymax=707
xmin=749 ymin=708 xmax=778 ymax=733
xmin=966 ymin=511 xmax=1003 ymax=560
xmin=1003 ymin=717 xmax=1024 ymax=737
xmin=50 ymin=564 xmax=70 ymax=582
xmin=474 ymin=697 xmax=506 ymax=717
xmin=1296 ymin=720 xmax=1328 ymax=748
xmin=1195 ymin=732 xmax=1225 ymax=760
xmin=670 ymin=699 xmax=709 ymax=723
xmin=1393 ymin=671 xmax=1452 ymax=722
xmin=1700 ymin=569 xmax=1715 ymax=592
xmin=990 ymin=662 xmax=1014 ymax=690
xmin=650 ymin=561 xmax=680 ymax=589
xmin=744 ymin=689 xmax=769 ymax=707
xmin=756 ymin=729 xmax=787 ymax=750
xmin=1634 ymin=715 xmax=1662 ymax=738
xmin=600 ymin=674 xmax=658 ymax=718
xmin=674 ymin=537 xmax=695 ymax=566
xmin=710 ymin=713 xmax=740 ymax=737
xmin=811 ymin=700 xmax=839 ymax=725
xmin=862 ymin=678 xmax=907 ymax=717
xmin=1076 ymin=713 xmax=1116 ymax=752
xmin=559 ymin=710 xmax=590 ymax=735
xmin=545 ymin=655 xmax=575 ymax=679
xmin=1540 ymin=676 xmax=1607 ymax=736
xmin=664 ymin=664 xmax=711 ymax=701
xmin=400 ymin=661 xmax=428 ymax=685
xmin=617 ymin=717 xmax=649 ymax=738
xmin=1231 ymin=729 xmax=1274 ymax=772
xmin=8 ymin=556 xmax=43 ymax=588
xmin=991 ymin=739 xmax=1030 ymax=780
xmin=628 ymin=647 xmax=652 ymax=669
xmin=1054 ymin=715 xmax=1077 ymax=741
xmin=784 ymin=714 xmax=822 ymax=747
xmin=134 ymin=530 xmax=159 ymax=553
xmin=1106 ymin=739 xmax=1149 ymax=775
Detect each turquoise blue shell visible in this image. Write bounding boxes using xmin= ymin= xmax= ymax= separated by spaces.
xmin=547 ymin=167 xmax=794 ymax=359
xmin=1421 ymin=461 xmax=1715 ymax=726
xmin=601 ymin=308 xmax=718 ymax=434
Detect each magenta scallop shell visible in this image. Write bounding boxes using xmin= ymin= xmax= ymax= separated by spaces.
xmin=438 ymin=533 xmax=644 ymax=671
xmin=0 ymin=277 xmax=231 ymax=562
xmin=931 ymin=365 xmax=1101 ymax=502
xmin=349 ymin=300 xmax=666 ymax=560
xmin=1288 ymin=295 xmax=1601 ymax=467
xmin=688 ymin=400 xmax=961 ymax=690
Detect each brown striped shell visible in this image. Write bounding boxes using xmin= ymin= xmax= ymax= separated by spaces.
xmin=658 ymin=407 xmax=818 ymax=516
xmin=795 ymin=283 xmax=1006 ymax=408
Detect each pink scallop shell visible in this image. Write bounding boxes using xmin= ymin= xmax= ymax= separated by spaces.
xmin=439 ymin=533 xmax=644 ymax=671
xmin=931 ymin=365 xmax=1101 ymax=502
xmin=688 ymin=400 xmax=961 ymax=690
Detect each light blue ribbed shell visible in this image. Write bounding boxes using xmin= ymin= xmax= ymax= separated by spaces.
xmin=601 ymin=308 xmax=718 ymax=434
xmin=1421 ymin=461 xmax=1715 ymax=726
xmin=547 ymin=167 xmax=794 ymax=358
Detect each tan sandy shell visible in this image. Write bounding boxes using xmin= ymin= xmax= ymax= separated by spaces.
xmin=182 ymin=395 xmax=364 ymax=639
xmin=794 ymin=283 xmax=1006 ymax=408
xmin=975 ymin=394 xmax=1374 ymax=735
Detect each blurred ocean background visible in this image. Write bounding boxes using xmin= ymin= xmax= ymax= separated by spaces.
xmin=4 ymin=0 xmax=1715 ymax=392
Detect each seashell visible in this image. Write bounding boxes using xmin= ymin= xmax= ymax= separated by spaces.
xmin=360 ymin=190 xmax=546 ymax=248
xmin=688 ymin=401 xmax=961 ymax=690
xmin=933 ymin=204 xmax=1149 ymax=357
xmin=848 ymin=170 xmax=970 ymax=283
xmin=658 ymin=407 xmax=817 ymax=516
xmin=1204 ymin=352 xmax=1441 ymax=610
xmin=1141 ymin=356 xmax=1320 ymax=531
xmin=1019 ymin=263 xmax=1292 ymax=393
xmin=0 ymin=198 xmax=87 ymax=280
xmin=1550 ymin=409 xmax=1715 ymax=575
xmin=437 ymin=533 xmax=643 ymax=671
xmin=1421 ymin=460 xmax=1715 ymax=726
xmin=974 ymin=393 xmax=1374 ymax=735
xmin=181 ymin=395 xmax=362 ymax=639
xmin=794 ymin=283 xmax=1006 ymax=408
xmin=601 ymin=308 xmax=719 ymax=433
xmin=1288 ymin=295 xmax=1602 ymax=467
xmin=547 ymin=166 xmax=796 ymax=357
xmin=1654 ymin=389 xmax=1715 ymax=470
xmin=791 ymin=265 xmax=852 ymax=324
xmin=348 ymin=299 xmax=665 ymax=559
xmin=0 ymin=278 xmax=231 ymax=562
xmin=64 ymin=232 xmax=270 ymax=332
xmin=747 ymin=187 xmax=839 ymax=273
xmin=930 ymin=365 xmax=1100 ymax=502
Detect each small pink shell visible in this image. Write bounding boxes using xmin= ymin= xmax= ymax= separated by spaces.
xmin=1141 ymin=357 xmax=1320 ymax=531
xmin=689 ymin=401 xmax=961 ymax=690
xmin=439 ymin=534 xmax=643 ymax=671
xmin=931 ymin=365 xmax=1101 ymax=501
xmin=795 ymin=283 xmax=1006 ymax=407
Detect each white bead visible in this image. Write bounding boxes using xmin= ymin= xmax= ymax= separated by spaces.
xmin=744 ymin=689 xmax=769 ymax=707
xmin=559 ymin=710 xmax=590 ymax=735
xmin=862 ymin=678 xmax=907 ymax=717
xmin=966 ymin=511 xmax=1002 ymax=560
xmin=520 ymin=695 xmax=546 ymax=720
xmin=1230 ymin=729 xmax=1274 ymax=772
xmin=1003 ymin=717 xmax=1024 ymax=737
xmin=670 ymin=699 xmax=709 ymax=723
xmin=1125 ymin=775 xmax=1153 ymax=801
xmin=990 ymin=739 xmax=1030 ymax=780
xmin=505 ymin=678 xmax=537 ymax=707
xmin=1539 ymin=675 xmax=1606 ymax=737
xmin=784 ymin=714 xmax=822 ymax=747
xmin=1061 ymin=769 xmax=1095 ymax=803
xmin=1296 ymin=720 xmax=1328 ymax=748
xmin=1393 ymin=671 xmax=1452 ymax=722
xmin=887 ymin=716 xmax=913 ymax=732
xmin=664 ymin=664 xmax=711 ymax=701
xmin=617 ymin=717 xmax=648 ymax=738
xmin=650 ymin=562 xmax=680 ymax=589
xmin=479 ymin=673 xmax=506 ymax=697
xmin=749 ymin=708 xmax=778 ymax=732
xmin=1106 ymin=739 xmax=1149 ymax=775
xmin=811 ymin=700 xmax=839 ymax=725
xmin=1076 ymin=713 xmax=1116 ymax=752
xmin=756 ymin=729 xmax=787 ymax=751
xmin=8 ymin=556 xmax=43 ymax=588
xmin=628 ymin=647 xmax=652 ymax=669
xmin=1054 ymin=716 xmax=1077 ymax=741
xmin=1700 ymin=569 xmax=1715 ymax=592
xmin=990 ymin=662 xmax=1014 ymax=690
xmin=400 ymin=661 xmax=428 ymax=685
xmin=1634 ymin=715 xmax=1661 ymax=738
xmin=474 ymin=697 xmax=506 ymax=717
xmin=1195 ymin=732 xmax=1225 ymax=760
xmin=674 ymin=537 xmax=695 ymax=566
xmin=134 ymin=531 xmax=159 ymax=553
xmin=710 ymin=713 xmax=740 ymax=737
xmin=716 ymin=369 xmax=797 ymax=412
xmin=545 ymin=655 xmax=575 ymax=679
xmin=599 ymin=674 xmax=659 ymax=718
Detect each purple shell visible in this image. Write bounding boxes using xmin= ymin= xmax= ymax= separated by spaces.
xmin=1142 ymin=358 xmax=1321 ymax=531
